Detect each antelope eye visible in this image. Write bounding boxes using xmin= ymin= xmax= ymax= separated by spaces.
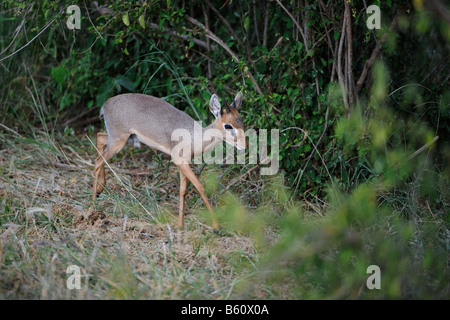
xmin=224 ymin=124 xmax=233 ymax=130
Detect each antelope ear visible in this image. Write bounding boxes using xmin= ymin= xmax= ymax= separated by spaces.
xmin=209 ymin=94 xmax=221 ymax=118
xmin=233 ymin=91 xmax=243 ymax=109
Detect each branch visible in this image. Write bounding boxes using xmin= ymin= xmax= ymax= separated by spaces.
xmin=0 ymin=16 xmax=25 ymax=57
xmin=356 ymin=8 xmax=404 ymax=94
xmin=0 ymin=3 xmax=33 ymax=57
xmin=318 ymin=0 xmax=335 ymax=80
xmin=253 ymin=0 xmax=261 ymax=46
xmin=186 ymin=15 xmax=264 ymax=96
xmin=202 ymin=4 xmax=213 ymax=78
xmin=205 ymin=0 xmax=245 ymax=50
xmin=275 ymin=0 xmax=309 ymax=51
xmin=0 ymin=9 xmax=63 ymax=63
xmin=263 ymin=2 xmax=270 ymax=47
xmin=344 ymin=0 xmax=355 ymax=104
xmin=426 ymin=0 xmax=450 ymax=25
xmin=407 ymin=136 xmax=439 ymax=161
xmin=336 ymin=11 xmax=349 ymax=110
xmin=224 ymin=159 xmax=267 ymax=192
xmin=148 ymin=23 xmax=212 ymax=51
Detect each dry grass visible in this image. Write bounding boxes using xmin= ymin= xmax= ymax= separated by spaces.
xmin=2 ymin=128 xmax=447 ymax=299
xmin=0 ymin=130 xmax=277 ymax=299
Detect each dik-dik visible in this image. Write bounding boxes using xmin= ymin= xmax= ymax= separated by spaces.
xmin=92 ymin=92 xmax=247 ymax=230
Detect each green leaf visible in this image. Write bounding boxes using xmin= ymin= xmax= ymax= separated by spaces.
xmin=51 ymin=65 xmax=70 ymax=84
xmin=138 ymin=14 xmax=145 ymax=29
xmin=243 ymin=15 xmax=250 ymax=33
xmin=96 ymin=78 xmax=113 ymax=106
xmin=122 ymin=13 xmax=130 ymax=26
xmin=60 ymin=94 xmax=71 ymax=110
xmin=334 ymin=31 xmax=340 ymax=41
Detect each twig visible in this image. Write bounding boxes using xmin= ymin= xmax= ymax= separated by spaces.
xmin=224 ymin=156 xmax=270 ymax=192
xmin=0 ymin=15 xmax=25 ymax=57
xmin=0 ymin=3 xmax=34 ymax=57
xmin=275 ymin=0 xmax=309 ymax=51
xmin=388 ymin=136 xmax=439 ymax=173
xmin=75 ymin=114 xmax=101 ymax=127
xmin=336 ymin=11 xmax=349 ymax=110
xmin=186 ymin=15 xmax=264 ymax=96
xmin=253 ymin=0 xmax=261 ymax=46
xmin=51 ymin=161 xmax=154 ymax=176
xmin=303 ymin=198 xmax=324 ymax=217
xmin=406 ymin=136 xmax=439 ymax=161
xmin=0 ymin=9 xmax=63 ymax=63
xmin=202 ymin=4 xmax=213 ymax=79
xmin=263 ymin=2 xmax=270 ymax=47
xmin=61 ymin=105 xmax=97 ymax=128
xmin=426 ymin=0 xmax=450 ymax=25
xmin=311 ymin=33 xmax=322 ymax=111
xmin=292 ymin=107 xmax=330 ymax=197
xmin=318 ymin=1 xmax=335 ymax=81
xmin=205 ymin=0 xmax=245 ymax=50
xmin=0 ymin=123 xmax=22 ymax=137
xmin=356 ymin=8 xmax=404 ymax=93
xmin=149 ymin=23 xmax=212 ymax=50
xmin=344 ymin=0 xmax=355 ymax=103
xmin=83 ymin=1 xmax=103 ymax=40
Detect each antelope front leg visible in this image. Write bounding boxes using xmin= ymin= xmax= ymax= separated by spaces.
xmin=92 ymin=132 xmax=108 ymax=200
xmin=179 ymin=170 xmax=187 ymax=227
xmin=176 ymin=163 xmax=219 ymax=230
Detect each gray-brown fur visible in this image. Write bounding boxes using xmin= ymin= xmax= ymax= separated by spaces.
xmin=92 ymin=91 xmax=246 ymax=230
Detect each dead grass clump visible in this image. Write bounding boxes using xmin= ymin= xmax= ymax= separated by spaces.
xmin=73 ymin=207 xmax=107 ymax=228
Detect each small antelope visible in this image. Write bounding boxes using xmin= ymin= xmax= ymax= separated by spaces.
xmin=92 ymin=92 xmax=247 ymax=230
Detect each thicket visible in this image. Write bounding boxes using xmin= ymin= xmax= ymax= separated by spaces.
xmin=0 ymin=0 xmax=449 ymax=298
